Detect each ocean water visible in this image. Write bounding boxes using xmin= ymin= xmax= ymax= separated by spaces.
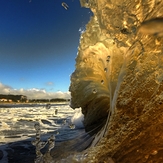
xmin=1 ymin=0 xmax=163 ymax=162
xmin=69 ymin=0 xmax=163 ymax=162
xmin=0 ymin=103 xmax=90 ymax=162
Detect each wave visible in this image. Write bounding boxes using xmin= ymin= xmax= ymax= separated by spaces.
xmin=69 ymin=0 xmax=163 ymax=162
xmin=70 ymin=108 xmax=84 ymax=129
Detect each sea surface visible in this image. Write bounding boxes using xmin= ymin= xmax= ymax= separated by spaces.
xmin=0 ymin=103 xmax=86 ymax=163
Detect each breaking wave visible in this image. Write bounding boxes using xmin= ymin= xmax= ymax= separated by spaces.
xmin=2 ymin=0 xmax=163 ymax=162
xmin=69 ymin=0 xmax=163 ymax=162
xmin=71 ymin=108 xmax=84 ymax=129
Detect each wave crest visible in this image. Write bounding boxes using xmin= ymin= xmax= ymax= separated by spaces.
xmin=70 ymin=0 xmax=163 ymax=162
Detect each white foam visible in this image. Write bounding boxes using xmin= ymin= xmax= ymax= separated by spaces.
xmin=0 ymin=104 xmax=76 ymax=143
xmin=71 ymin=108 xmax=84 ymax=129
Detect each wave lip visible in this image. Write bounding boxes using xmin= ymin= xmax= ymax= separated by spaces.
xmin=70 ymin=0 xmax=163 ymax=162
xmin=70 ymin=38 xmax=126 ymax=134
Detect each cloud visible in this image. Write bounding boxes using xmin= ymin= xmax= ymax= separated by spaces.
xmin=45 ymin=82 xmax=54 ymax=86
xmin=0 ymin=82 xmax=12 ymax=94
xmin=0 ymin=82 xmax=70 ymax=99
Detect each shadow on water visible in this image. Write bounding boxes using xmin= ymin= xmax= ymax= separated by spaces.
xmin=0 ymin=125 xmax=102 ymax=163
xmin=35 ymin=127 xmax=99 ymax=162
xmin=0 ymin=103 xmax=105 ymax=162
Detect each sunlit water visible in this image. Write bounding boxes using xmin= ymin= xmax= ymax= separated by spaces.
xmin=1 ymin=0 xmax=163 ymax=162
xmin=0 ymin=103 xmax=86 ymax=162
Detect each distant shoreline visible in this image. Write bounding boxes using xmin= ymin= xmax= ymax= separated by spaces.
xmin=0 ymin=101 xmax=70 ymax=108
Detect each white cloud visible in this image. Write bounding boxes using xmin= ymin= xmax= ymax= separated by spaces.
xmin=0 ymin=82 xmax=70 ymax=99
xmin=45 ymin=82 xmax=54 ymax=86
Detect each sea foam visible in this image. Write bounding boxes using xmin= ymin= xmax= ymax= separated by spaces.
xmin=70 ymin=108 xmax=84 ymax=129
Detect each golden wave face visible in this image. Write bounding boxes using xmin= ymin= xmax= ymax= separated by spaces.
xmin=69 ymin=0 xmax=163 ymax=162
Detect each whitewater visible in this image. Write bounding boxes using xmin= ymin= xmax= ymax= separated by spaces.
xmin=0 ymin=103 xmax=87 ymax=162
xmin=1 ymin=0 xmax=163 ymax=162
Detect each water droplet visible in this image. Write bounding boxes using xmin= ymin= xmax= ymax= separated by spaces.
xmin=69 ymin=124 xmax=75 ymax=129
xmin=48 ymin=135 xmax=55 ymax=141
xmin=55 ymin=131 xmax=59 ymax=135
xmin=101 ymin=80 xmax=104 ymax=84
xmin=121 ymin=28 xmax=129 ymax=34
xmin=106 ymin=56 xmax=110 ymax=62
xmin=48 ymin=142 xmax=55 ymax=151
xmin=151 ymin=150 xmax=158 ymax=155
xmin=37 ymin=142 xmax=47 ymax=150
xmin=55 ymin=109 xmax=58 ymax=115
xmin=36 ymin=133 xmax=41 ymax=139
xmin=62 ymin=2 xmax=69 ymax=10
xmin=104 ymin=68 xmax=107 ymax=72
xmin=62 ymin=119 xmax=66 ymax=125
xmin=84 ymin=153 xmax=88 ymax=156
xmin=31 ymin=140 xmax=37 ymax=146
xmin=83 ymin=58 xmax=88 ymax=63
xmin=48 ymin=135 xmax=55 ymax=151
xmin=34 ymin=123 xmax=40 ymax=131
xmin=93 ymin=89 xmax=97 ymax=94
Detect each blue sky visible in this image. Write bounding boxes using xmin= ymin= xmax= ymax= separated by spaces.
xmin=0 ymin=0 xmax=92 ymax=98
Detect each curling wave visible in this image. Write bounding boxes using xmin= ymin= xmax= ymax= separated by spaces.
xmin=69 ymin=0 xmax=163 ymax=162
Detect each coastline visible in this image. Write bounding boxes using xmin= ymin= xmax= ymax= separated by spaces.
xmin=0 ymin=101 xmax=70 ymax=108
